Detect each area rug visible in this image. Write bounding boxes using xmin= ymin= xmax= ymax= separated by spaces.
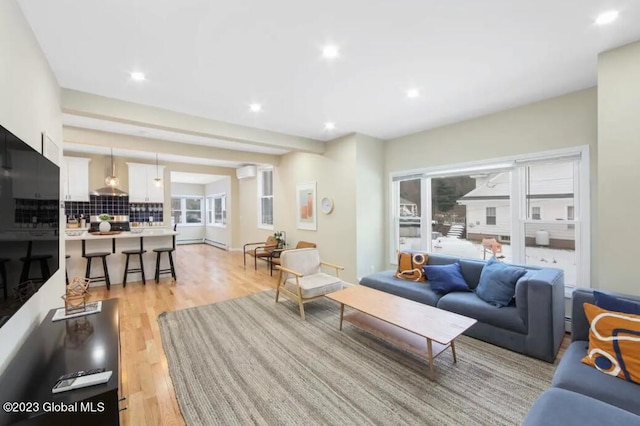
xmin=158 ymin=291 xmax=554 ymax=425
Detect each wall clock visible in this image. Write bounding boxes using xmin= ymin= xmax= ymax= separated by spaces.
xmin=321 ymin=197 xmax=334 ymax=214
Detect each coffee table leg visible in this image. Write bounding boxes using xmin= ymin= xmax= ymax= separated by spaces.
xmin=426 ymin=338 xmax=435 ymax=380
xmin=451 ymin=340 xmax=457 ymax=363
xmin=339 ymin=303 xmax=344 ymax=331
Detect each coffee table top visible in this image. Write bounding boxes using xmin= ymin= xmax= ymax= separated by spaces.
xmin=326 ymin=285 xmax=477 ymax=345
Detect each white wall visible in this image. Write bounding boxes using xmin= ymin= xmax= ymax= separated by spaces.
xmin=597 ymin=40 xmax=640 ymax=295
xmin=205 ymin=177 xmax=231 ymax=248
xmin=0 ymin=0 xmax=62 ymax=373
xmin=171 ymin=182 xmax=206 ymax=243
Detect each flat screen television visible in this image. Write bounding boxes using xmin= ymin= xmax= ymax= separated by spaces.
xmin=0 ymin=124 xmax=60 ymax=328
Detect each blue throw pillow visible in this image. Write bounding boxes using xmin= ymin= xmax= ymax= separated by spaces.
xmin=476 ymin=257 xmax=527 ymax=307
xmin=423 ymin=263 xmax=469 ymax=294
xmin=594 ymin=291 xmax=640 ymax=315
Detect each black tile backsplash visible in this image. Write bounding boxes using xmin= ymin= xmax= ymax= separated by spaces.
xmin=64 ymin=195 xmax=163 ymax=222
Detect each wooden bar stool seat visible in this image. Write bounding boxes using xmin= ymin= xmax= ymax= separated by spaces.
xmin=83 ymin=252 xmax=111 ymax=290
xmin=122 ymin=249 xmax=146 ymax=287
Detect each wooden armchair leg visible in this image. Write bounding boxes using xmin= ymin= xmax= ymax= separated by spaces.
xmin=298 ymin=300 xmax=305 ymax=321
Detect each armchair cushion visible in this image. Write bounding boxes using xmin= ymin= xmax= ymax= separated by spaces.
xmin=284 ymin=274 xmax=343 ymax=298
xmin=280 ymin=248 xmax=322 ymax=278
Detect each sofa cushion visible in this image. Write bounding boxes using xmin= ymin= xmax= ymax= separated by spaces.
xmin=359 ymin=271 xmax=441 ymax=306
xmin=595 ymin=290 xmax=640 ymax=315
xmin=436 ymin=291 xmax=526 ymax=334
xmin=423 ymin=263 xmax=469 ymax=294
xmin=553 ymin=340 xmax=640 ymax=415
xmin=522 ymin=387 xmax=640 ymax=426
xmin=581 ymin=303 xmax=640 ymax=385
xmin=458 ymin=259 xmax=486 ymax=289
xmin=475 ymin=257 xmax=527 ymax=307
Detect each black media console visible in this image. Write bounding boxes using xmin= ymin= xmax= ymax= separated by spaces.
xmin=0 ymin=299 xmax=121 ymax=425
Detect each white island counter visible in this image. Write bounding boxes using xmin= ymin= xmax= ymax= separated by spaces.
xmin=65 ymin=228 xmax=178 ymax=287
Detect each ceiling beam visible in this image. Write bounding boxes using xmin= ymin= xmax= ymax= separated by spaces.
xmin=63 ymin=126 xmax=280 ymax=166
xmin=61 ymin=89 xmax=325 ymax=154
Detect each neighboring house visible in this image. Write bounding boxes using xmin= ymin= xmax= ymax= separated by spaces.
xmin=457 ymin=163 xmax=576 ymax=249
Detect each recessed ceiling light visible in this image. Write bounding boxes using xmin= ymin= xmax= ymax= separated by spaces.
xmin=249 ymin=103 xmax=262 ymax=112
xmin=595 ymin=10 xmax=619 ymax=26
xmin=322 ymin=45 xmax=339 ymax=59
xmin=406 ymin=89 xmax=420 ymax=98
xmin=130 ymin=71 xmax=146 ymax=81
xmin=324 ymin=122 xmax=335 ymax=130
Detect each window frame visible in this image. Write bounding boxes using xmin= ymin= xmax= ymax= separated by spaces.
xmin=171 ymin=195 xmax=205 ymax=226
xmin=257 ymin=167 xmax=274 ymax=230
xmin=206 ymin=193 xmax=227 ymax=227
xmin=389 ymin=146 xmax=591 ymax=290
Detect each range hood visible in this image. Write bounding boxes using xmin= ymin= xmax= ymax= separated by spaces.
xmin=91 ymin=186 xmax=128 ymax=197
xmin=91 ymin=149 xmax=128 ymax=196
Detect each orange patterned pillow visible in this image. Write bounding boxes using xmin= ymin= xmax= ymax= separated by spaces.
xmin=581 ymin=303 xmax=640 ymax=384
xmin=394 ymin=251 xmax=428 ymax=282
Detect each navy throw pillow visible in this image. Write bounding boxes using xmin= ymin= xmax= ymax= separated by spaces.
xmin=476 ymin=257 xmax=527 ymax=307
xmin=423 ymin=263 xmax=469 ymax=294
xmin=594 ymin=291 xmax=640 ymax=315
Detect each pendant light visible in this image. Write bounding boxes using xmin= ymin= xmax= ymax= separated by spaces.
xmin=104 ymin=148 xmax=119 ymax=187
xmin=153 ymin=153 xmax=162 ymax=187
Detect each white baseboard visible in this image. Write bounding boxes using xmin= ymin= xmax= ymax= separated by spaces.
xmin=204 ymin=239 xmax=228 ymax=250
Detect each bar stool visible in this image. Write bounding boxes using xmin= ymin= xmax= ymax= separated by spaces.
xmin=0 ymin=258 xmax=9 ymax=300
xmin=19 ymin=254 xmax=52 ymax=284
xmin=65 ymin=255 xmax=70 ymax=285
xmin=153 ymin=226 xmax=177 ymax=283
xmin=122 ymin=249 xmax=146 ymax=287
xmin=83 ymin=252 xmax=111 ymax=290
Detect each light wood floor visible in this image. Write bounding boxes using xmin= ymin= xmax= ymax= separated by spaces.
xmin=88 ymin=244 xmax=570 ymax=425
xmin=87 ymin=244 xmax=279 ymax=426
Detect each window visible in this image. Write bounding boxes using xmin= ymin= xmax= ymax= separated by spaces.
xmin=531 ymin=207 xmax=541 ymax=220
xmin=258 ymin=167 xmax=274 ymax=228
xmin=207 ymin=194 xmax=226 ymax=226
xmin=171 ymin=196 xmax=204 ymax=225
xmin=390 ymin=147 xmax=590 ymax=288
xmin=486 ymin=207 xmax=497 ymax=225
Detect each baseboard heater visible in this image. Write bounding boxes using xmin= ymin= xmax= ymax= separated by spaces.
xmin=176 ymin=238 xmax=205 ymax=245
xmin=564 ymin=316 xmax=571 ymax=333
xmin=204 ymin=238 xmax=228 ymax=250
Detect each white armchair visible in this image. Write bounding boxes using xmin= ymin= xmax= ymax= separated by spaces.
xmin=275 ymin=248 xmax=344 ymax=320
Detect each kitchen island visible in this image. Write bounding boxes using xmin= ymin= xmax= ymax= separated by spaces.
xmin=65 ymin=228 xmax=178 ymax=287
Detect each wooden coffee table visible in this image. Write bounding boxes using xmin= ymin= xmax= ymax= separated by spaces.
xmin=326 ymin=285 xmax=477 ymax=380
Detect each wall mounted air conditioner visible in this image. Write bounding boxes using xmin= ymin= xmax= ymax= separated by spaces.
xmin=236 ymin=165 xmax=257 ymax=179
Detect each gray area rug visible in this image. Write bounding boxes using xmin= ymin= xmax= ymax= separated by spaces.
xmin=158 ymin=291 xmax=554 ymax=425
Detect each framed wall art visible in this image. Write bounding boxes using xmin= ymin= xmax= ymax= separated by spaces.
xmin=296 ymin=182 xmax=317 ymax=231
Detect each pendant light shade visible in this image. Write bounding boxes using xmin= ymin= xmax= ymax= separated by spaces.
xmin=153 ymin=153 xmax=162 ymax=187
xmin=105 ymin=148 xmax=119 ymax=187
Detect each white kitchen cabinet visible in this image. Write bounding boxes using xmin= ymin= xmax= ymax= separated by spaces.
xmin=62 ymin=157 xmax=91 ymax=201
xmin=127 ymin=163 xmax=165 ymax=203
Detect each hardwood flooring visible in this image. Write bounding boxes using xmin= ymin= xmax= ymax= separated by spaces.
xmin=87 ymin=244 xmax=278 ymax=426
xmin=87 ymin=244 xmax=570 ymax=425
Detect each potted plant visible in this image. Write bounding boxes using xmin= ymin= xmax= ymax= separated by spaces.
xmin=98 ymin=213 xmax=112 ymax=233
xmin=274 ymin=231 xmax=285 ymax=249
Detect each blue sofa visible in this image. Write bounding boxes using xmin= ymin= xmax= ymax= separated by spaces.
xmin=359 ymin=253 xmax=565 ymax=362
xmin=522 ymin=289 xmax=640 ymax=425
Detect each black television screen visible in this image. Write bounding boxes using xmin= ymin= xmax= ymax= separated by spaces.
xmin=0 ymin=124 xmax=60 ymax=328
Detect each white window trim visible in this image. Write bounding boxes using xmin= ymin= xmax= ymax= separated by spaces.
xmin=388 ymin=145 xmax=590 ymax=289
xmin=171 ymin=194 xmax=205 ymax=227
xmin=257 ymin=167 xmax=274 ymax=230
xmin=206 ymin=193 xmax=227 ymax=228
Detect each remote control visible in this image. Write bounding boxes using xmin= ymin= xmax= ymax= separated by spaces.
xmin=52 ymin=371 xmax=112 ymax=394
xmin=57 ymin=368 xmax=105 ymax=382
